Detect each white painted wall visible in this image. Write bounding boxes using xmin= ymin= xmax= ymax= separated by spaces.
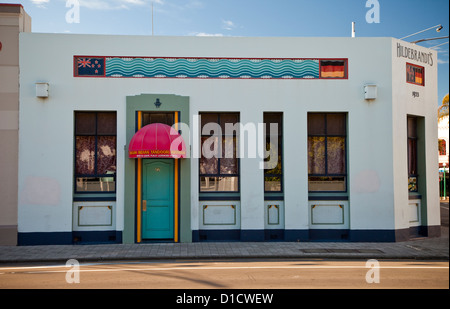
xmin=391 ymin=39 xmax=439 ymax=230
xmin=18 ymin=33 xmax=437 ymax=236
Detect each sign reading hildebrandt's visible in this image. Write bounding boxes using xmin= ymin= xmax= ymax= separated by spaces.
xmin=397 ymin=42 xmax=434 ymax=66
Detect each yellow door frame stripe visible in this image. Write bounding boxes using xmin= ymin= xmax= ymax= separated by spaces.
xmin=137 ymin=111 xmax=142 ymax=243
xmin=174 ymin=111 xmax=179 ymax=243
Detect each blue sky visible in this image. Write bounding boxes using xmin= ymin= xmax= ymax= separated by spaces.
xmin=4 ymin=0 xmax=449 ymax=103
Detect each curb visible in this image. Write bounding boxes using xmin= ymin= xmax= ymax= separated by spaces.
xmin=1 ymin=252 xmax=448 ymax=264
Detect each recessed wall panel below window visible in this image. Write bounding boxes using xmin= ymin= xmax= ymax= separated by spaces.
xmin=308 ymin=201 xmax=349 ymax=229
xmin=73 ymin=202 xmax=116 ymax=231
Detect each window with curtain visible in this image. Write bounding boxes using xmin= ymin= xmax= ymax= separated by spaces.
xmin=264 ymin=112 xmax=283 ymax=192
xmin=74 ymin=112 xmax=117 ymax=193
xmin=408 ymin=117 xmax=418 ymax=192
xmin=308 ymin=113 xmax=347 ymax=192
xmin=199 ymin=113 xmax=239 ymax=192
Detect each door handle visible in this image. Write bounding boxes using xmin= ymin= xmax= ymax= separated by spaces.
xmin=142 ymin=200 xmax=147 ymax=212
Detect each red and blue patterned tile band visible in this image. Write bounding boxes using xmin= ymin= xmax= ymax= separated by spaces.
xmin=74 ymin=56 xmax=346 ymax=79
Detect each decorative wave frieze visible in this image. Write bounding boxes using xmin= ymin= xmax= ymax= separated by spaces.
xmin=74 ymin=56 xmax=347 ymax=80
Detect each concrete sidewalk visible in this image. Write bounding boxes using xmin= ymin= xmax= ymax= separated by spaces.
xmin=0 ymin=226 xmax=448 ymax=264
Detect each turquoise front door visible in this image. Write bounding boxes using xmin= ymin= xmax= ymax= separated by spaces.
xmin=142 ymin=159 xmax=174 ymax=240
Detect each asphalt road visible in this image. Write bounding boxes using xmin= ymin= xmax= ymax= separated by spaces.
xmin=0 ymin=259 xmax=448 ymax=289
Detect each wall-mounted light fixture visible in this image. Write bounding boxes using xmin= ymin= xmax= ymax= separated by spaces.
xmin=36 ymin=82 xmax=49 ymax=98
xmin=154 ymin=98 xmax=162 ymax=108
xmin=364 ymin=84 xmax=377 ymax=100
xmin=400 ymin=24 xmax=444 ymax=40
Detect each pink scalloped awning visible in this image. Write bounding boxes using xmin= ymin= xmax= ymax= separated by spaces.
xmin=128 ymin=123 xmax=186 ymax=159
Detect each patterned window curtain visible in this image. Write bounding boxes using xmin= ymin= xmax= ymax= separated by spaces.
xmin=408 ymin=138 xmax=417 ymax=176
xmin=308 ymin=137 xmax=325 ymax=174
xmin=97 ymin=136 xmax=117 ymax=175
xmin=327 ymin=137 xmax=345 ymax=174
xmin=221 ymin=137 xmax=237 ymax=174
xmin=200 ymin=136 xmax=219 ymax=175
xmin=75 ymin=136 xmax=95 ymax=175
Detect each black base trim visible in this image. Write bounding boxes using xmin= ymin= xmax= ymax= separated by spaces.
xmin=18 ymin=232 xmax=73 ymax=246
xmin=192 ymin=226 xmax=442 ymax=243
xmin=18 ymin=231 xmax=122 ymax=246
xmin=192 ymin=230 xmax=241 ymax=242
xmin=73 ymin=231 xmax=122 ymax=244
